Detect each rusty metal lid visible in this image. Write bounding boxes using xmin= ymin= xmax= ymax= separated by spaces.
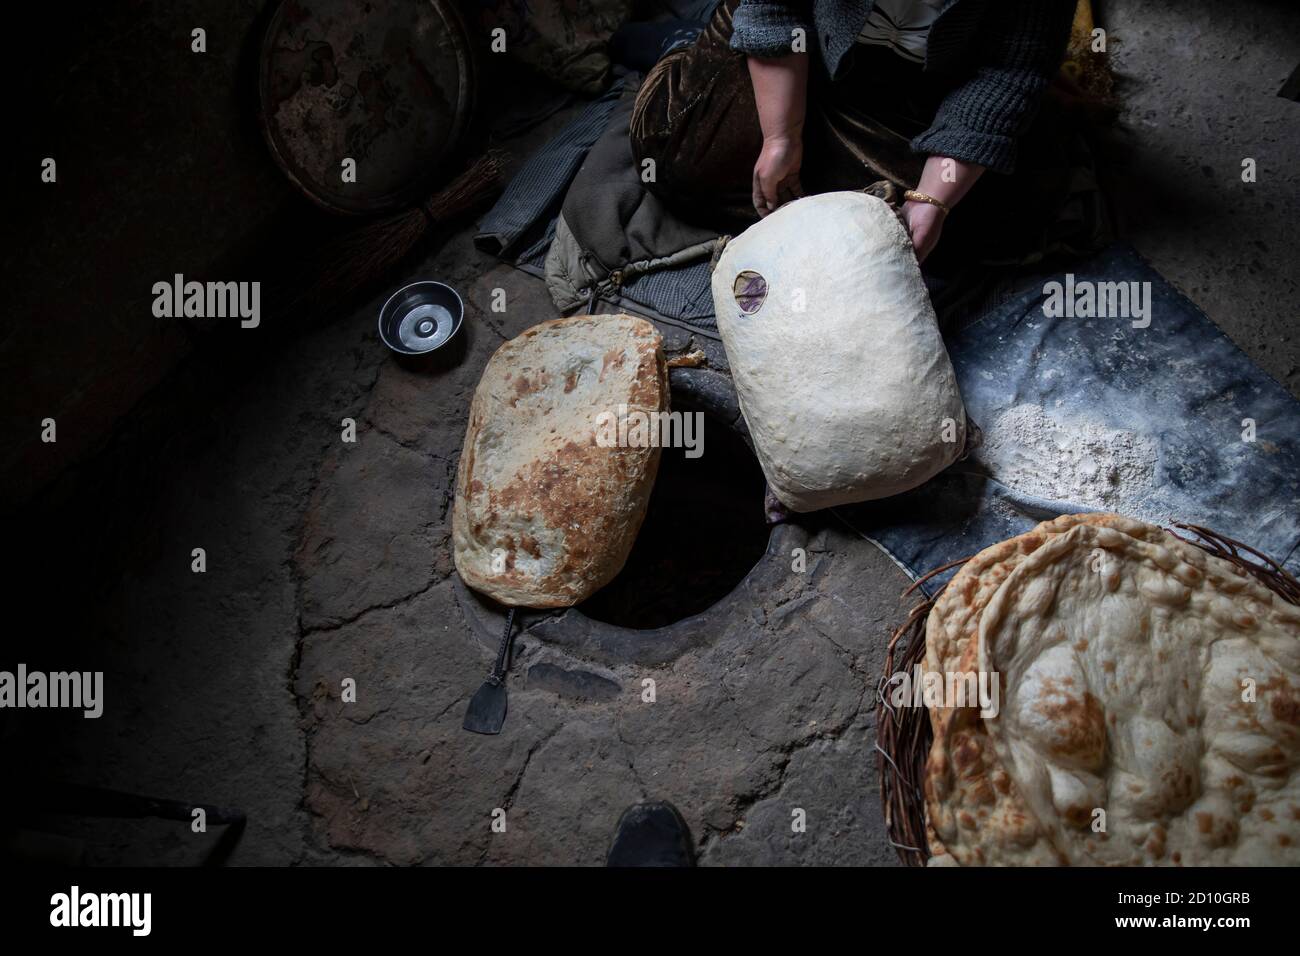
xmin=258 ymin=0 xmax=477 ymax=215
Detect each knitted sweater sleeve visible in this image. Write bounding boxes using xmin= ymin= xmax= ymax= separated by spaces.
xmin=729 ymin=0 xmax=814 ymax=58
xmin=911 ymin=0 xmax=1076 ymax=175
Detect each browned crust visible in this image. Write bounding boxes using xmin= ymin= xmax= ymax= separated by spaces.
xmin=922 ymin=511 xmax=1300 ymax=865
xmin=452 ymin=314 xmax=668 ymax=607
xmin=922 ymin=513 xmax=1175 ymax=864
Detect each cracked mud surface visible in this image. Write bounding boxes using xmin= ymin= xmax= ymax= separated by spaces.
xmin=290 ymin=244 xmax=911 ymax=865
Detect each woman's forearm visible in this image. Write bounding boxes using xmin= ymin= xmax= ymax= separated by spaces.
xmin=746 ymin=53 xmax=808 ymax=144
xmin=914 ymin=155 xmax=985 ymax=209
xmin=902 ymin=156 xmax=985 ymax=263
xmin=746 ymin=52 xmax=809 ymax=215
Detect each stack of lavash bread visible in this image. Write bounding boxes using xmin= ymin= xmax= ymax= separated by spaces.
xmin=924 ymin=512 xmax=1300 ymax=866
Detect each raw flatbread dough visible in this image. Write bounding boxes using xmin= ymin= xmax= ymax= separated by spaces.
xmin=452 ymin=314 xmax=666 ymax=607
xmin=710 ymin=192 xmax=966 ymax=512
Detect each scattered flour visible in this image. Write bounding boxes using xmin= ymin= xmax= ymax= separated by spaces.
xmin=982 ymin=404 xmax=1162 ymax=513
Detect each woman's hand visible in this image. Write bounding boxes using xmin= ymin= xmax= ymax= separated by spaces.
xmin=752 ymin=134 xmax=804 ymax=217
xmin=746 ymin=53 xmax=808 ymax=218
xmin=904 ymin=155 xmax=986 ymax=264
xmin=902 ymin=199 xmax=944 ymax=264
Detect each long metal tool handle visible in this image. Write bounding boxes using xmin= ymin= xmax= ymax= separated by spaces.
xmin=488 ymin=607 xmax=517 ymax=684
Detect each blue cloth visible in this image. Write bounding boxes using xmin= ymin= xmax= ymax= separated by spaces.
xmin=839 ymin=243 xmax=1300 ymax=592
xmin=622 ymin=260 xmax=717 ymax=324
xmin=475 ymin=80 xmax=626 ymax=262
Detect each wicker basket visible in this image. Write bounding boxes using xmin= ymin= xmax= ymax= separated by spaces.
xmin=875 ymin=522 xmax=1300 ymax=867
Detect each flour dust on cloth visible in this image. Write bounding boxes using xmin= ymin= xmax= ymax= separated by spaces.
xmin=710 ymin=192 xmax=967 ymax=511
xmin=856 ymin=0 xmax=946 ymax=64
xmin=453 ymin=314 xmax=668 ymax=608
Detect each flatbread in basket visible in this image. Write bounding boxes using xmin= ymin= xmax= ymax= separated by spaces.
xmin=918 ymin=513 xmax=1300 ymax=866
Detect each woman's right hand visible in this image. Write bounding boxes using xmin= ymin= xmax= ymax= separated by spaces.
xmin=752 ymin=133 xmax=804 ymax=217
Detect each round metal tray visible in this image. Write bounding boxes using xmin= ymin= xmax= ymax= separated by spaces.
xmin=258 ymin=0 xmax=477 ymax=215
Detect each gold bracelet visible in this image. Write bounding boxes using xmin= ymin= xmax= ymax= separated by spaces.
xmin=903 ymin=189 xmax=951 ymax=216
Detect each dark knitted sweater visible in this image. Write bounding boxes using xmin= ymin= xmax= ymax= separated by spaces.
xmin=730 ymin=0 xmax=1076 ymax=174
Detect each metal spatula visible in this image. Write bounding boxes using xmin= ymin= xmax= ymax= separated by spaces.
xmin=463 ymin=608 xmax=517 ymax=735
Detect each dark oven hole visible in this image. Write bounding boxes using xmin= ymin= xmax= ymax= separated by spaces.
xmin=578 ymin=410 xmax=769 ymax=629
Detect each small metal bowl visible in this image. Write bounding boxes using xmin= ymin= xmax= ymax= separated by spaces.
xmin=378 ymin=281 xmax=465 ymax=360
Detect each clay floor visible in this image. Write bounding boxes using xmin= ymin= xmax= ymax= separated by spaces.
xmin=15 ymin=0 xmax=1300 ymax=865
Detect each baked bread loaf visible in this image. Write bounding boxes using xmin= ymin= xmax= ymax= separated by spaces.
xmin=710 ymin=191 xmax=966 ymax=511
xmin=452 ymin=314 xmax=667 ymax=607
